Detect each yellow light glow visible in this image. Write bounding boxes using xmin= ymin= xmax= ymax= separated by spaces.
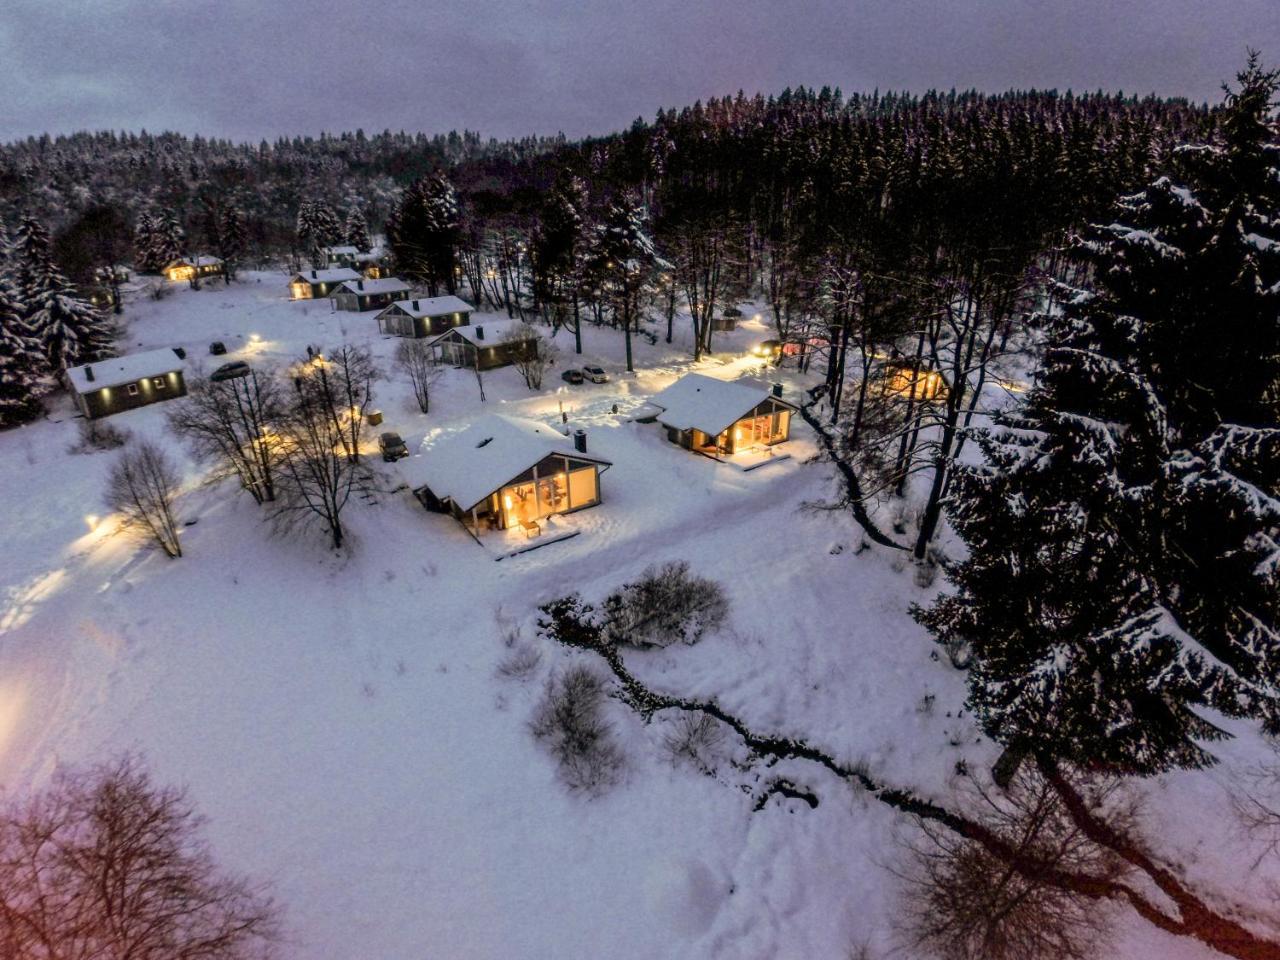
xmin=503 ymin=495 xmax=513 ymax=510
xmin=84 ymin=514 xmax=100 ymax=531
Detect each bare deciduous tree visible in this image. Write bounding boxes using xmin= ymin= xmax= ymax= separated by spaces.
xmin=106 ymin=439 xmax=184 ymax=557
xmin=0 ymin=754 xmax=279 ymax=960
xmin=394 ymin=338 xmax=442 ymax=414
xmin=502 ymin=323 xmax=557 ymax=390
xmin=168 ymin=368 xmax=284 ymax=504
xmin=530 ymin=664 xmax=624 ymax=793
xmin=298 ymin=345 xmax=377 ymax=463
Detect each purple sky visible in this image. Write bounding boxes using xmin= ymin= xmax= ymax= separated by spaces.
xmin=2 ymin=0 xmax=1277 ymax=143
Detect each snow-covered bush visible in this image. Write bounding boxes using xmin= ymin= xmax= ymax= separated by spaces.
xmin=70 ymin=417 xmax=129 ymax=453
xmin=601 ymin=561 xmax=728 ymax=649
xmin=530 ymin=664 xmax=623 ymax=793
xmin=495 ymin=625 xmax=542 ymax=680
xmin=660 ymin=713 xmax=726 ymax=775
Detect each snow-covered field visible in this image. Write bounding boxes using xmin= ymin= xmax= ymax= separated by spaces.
xmin=0 ymin=273 xmax=1254 ymax=958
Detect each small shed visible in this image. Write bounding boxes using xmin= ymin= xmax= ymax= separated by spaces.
xmin=646 ymin=372 xmax=797 ymax=457
xmin=427 ymin=319 xmax=536 ymax=370
xmin=398 ymin=414 xmax=612 ymax=537
xmin=289 ymin=267 xmax=362 ymax=300
xmin=67 ymin=348 xmax=188 ymax=419
xmin=330 ymin=277 xmax=412 ymax=312
xmin=164 ymin=256 xmax=224 ymax=282
xmin=376 ymin=296 xmax=473 ymax=338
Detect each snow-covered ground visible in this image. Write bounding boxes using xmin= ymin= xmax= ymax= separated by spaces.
xmin=0 ymin=273 xmax=1258 ymax=958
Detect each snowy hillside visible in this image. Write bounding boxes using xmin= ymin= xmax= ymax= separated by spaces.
xmin=0 ymin=273 xmax=1254 ymax=959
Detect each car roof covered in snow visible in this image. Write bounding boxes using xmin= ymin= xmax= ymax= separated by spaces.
xmin=332 ymin=277 xmax=411 ymax=296
xmin=398 ymin=414 xmax=610 ymax=512
xmin=67 ymin=348 xmax=185 ymax=393
xmin=291 ymin=268 xmax=362 ymax=284
xmin=426 ymin=318 xmax=528 ymax=347
xmin=648 ymin=372 xmax=795 ymax=437
xmin=383 ymin=296 xmax=473 ymax=318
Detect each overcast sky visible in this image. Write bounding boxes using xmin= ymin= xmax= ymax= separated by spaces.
xmin=2 ymin=0 xmax=1277 ymax=144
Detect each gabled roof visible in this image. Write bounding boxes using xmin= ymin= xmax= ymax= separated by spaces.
xmin=398 ymin=414 xmax=611 ymax=512
xmin=291 ymin=268 xmax=362 ymax=284
xmin=322 ymin=245 xmax=359 ymax=256
xmin=166 ymin=255 xmax=223 ymax=268
xmin=332 ymin=277 xmax=411 ymax=296
xmin=648 ymin=372 xmax=796 ymax=437
xmin=427 ymin=318 xmax=528 ymax=347
xmin=382 ymin=295 xmax=473 ymax=318
xmin=67 ymin=348 xmax=185 ymax=393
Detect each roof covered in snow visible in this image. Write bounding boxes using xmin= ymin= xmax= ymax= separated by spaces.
xmin=398 ymin=414 xmax=610 ymax=511
xmin=322 ymin=245 xmax=359 ymax=255
xmin=427 ymin=318 xmax=528 ymax=347
xmin=383 ymin=296 xmax=474 ymax=318
xmin=648 ymin=372 xmax=795 ymax=437
xmin=291 ymin=268 xmax=362 ymax=284
xmin=332 ymin=277 xmax=411 ymax=296
xmin=167 ymin=255 xmax=223 ymax=268
xmin=67 ymin=348 xmax=185 ymax=393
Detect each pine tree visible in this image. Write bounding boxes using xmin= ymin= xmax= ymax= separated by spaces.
xmin=386 ymin=174 xmax=460 ymax=295
xmin=0 ymin=280 xmax=42 ymax=425
xmin=296 ymin=199 xmax=342 ymax=265
xmin=133 ymin=212 xmax=161 ymax=272
xmin=217 ymin=203 xmax=247 ymax=281
xmin=151 ymin=209 xmax=184 ymax=270
xmin=918 ymin=58 xmax=1280 ymax=775
xmin=590 ymin=194 xmax=654 ymax=372
xmin=343 ymin=203 xmax=371 ymax=252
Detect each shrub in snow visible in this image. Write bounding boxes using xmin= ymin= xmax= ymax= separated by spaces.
xmin=70 ymin=416 xmax=130 ymax=453
xmin=660 ymin=713 xmax=726 ymax=775
xmin=530 ymin=664 xmax=623 ymax=793
xmin=495 ymin=625 xmax=543 ymax=680
xmin=601 ymin=561 xmax=728 ymax=649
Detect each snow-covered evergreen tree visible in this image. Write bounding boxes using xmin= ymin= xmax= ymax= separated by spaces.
xmin=589 ymin=194 xmax=655 ymax=371
xmin=919 ymin=58 xmax=1280 ymax=775
xmin=0 ymin=279 xmax=43 ymax=426
xmin=343 ymin=203 xmax=371 ymax=252
xmin=386 ymin=174 xmax=460 ymax=295
xmin=296 ymin=199 xmax=342 ymax=265
xmin=217 ymin=203 xmax=247 ymax=281
xmin=151 ymin=209 xmax=185 ymax=269
xmin=133 ymin=212 xmax=162 ymax=273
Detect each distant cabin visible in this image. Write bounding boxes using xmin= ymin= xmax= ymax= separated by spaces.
xmin=644 ymin=372 xmax=797 ymax=457
xmin=319 ymin=245 xmax=360 ymax=267
xmin=398 ymin=414 xmax=611 ymax=537
xmin=289 ymin=267 xmax=362 ymax=300
xmin=877 ymin=361 xmax=949 ymax=402
xmin=377 ymin=296 xmax=473 ymax=338
xmin=67 ymin=348 xmax=188 ymax=419
xmin=330 ymin=277 xmax=411 ymax=312
xmin=164 ymin=256 xmax=224 ymax=282
xmin=354 ymin=253 xmax=387 ymax=279
xmin=427 ymin=319 xmax=536 ymax=370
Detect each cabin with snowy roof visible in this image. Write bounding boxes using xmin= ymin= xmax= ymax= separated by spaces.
xmin=319 ymin=245 xmax=360 ymax=268
xmin=330 ymin=277 xmax=412 ymax=312
xmin=66 ymin=348 xmax=188 ymax=419
xmin=398 ymin=414 xmax=611 ymax=537
xmin=163 ymin=256 xmax=224 ymax=282
xmin=376 ymin=296 xmax=473 ymax=338
xmin=289 ymin=267 xmax=362 ymax=300
xmin=643 ymin=372 xmax=797 ymax=457
xmin=427 ymin=318 xmax=535 ymax=370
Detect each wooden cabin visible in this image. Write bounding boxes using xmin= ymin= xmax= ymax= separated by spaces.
xmin=399 ymin=414 xmax=611 ymax=538
xmin=67 ymin=349 xmax=187 ymax=419
xmin=330 ymin=277 xmax=411 ymax=312
xmin=319 ymin=245 xmax=360 ymax=267
xmin=644 ymin=372 xmax=797 ymax=458
xmin=289 ymin=267 xmax=362 ymax=300
xmin=878 ymin=361 xmax=949 ymax=402
xmin=427 ymin=319 xmax=536 ymax=370
xmin=163 ymin=256 xmax=224 ymax=282
xmin=354 ymin=253 xmax=387 ymax=279
xmin=376 ymin=295 xmax=473 ymax=338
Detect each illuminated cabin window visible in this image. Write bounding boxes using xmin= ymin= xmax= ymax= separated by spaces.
xmin=291 ymin=282 xmax=312 ymax=300
xmin=153 ymin=377 xmax=166 ymax=390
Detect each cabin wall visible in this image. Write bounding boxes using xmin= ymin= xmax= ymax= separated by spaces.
xmin=78 ymin=370 xmax=187 ymax=419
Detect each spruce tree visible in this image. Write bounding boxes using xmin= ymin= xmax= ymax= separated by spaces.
xmin=386 ymin=174 xmax=460 ymax=295
xmin=0 ymin=280 xmax=42 ymax=425
xmin=918 ymin=58 xmax=1280 ymax=775
xmin=343 ymin=204 xmax=371 ymax=252
xmin=296 ymin=199 xmax=342 ymax=265
xmin=133 ymin=212 xmax=160 ymax=273
xmin=151 ymin=209 xmax=184 ymax=270
xmin=217 ymin=203 xmax=247 ymax=281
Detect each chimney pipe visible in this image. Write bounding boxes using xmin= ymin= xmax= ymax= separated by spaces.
xmin=475 ymin=325 xmax=484 ymax=340
xmin=357 ymin=279 xmax=364 ymax=291
xmin=85 ymin=365 xmax=95 ymax=382
xmin=771 ymin=382 xmax=783 ymax=398
xmin=412 ymin=299 xmax=419 ymax=310
xmin=311 ymin=270 xmax=316 ymax=279
xmin=573 ymin=429 xmax=587 ymax=454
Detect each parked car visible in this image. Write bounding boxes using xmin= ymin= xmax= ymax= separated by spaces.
xmin=750 ymin=339 xmax=783 ymax=362
xmin=378 ymin=432 xmax=409 ymax=462
xmin=209 ymin=341 xmax=227 ymax=355
xmin=210 ymin=361 xmax=251 ymax=382
xmin=561 ymin=368 xmax=584 ymax=385
xmin=582 ymin=365 xmax=609 ymax=384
